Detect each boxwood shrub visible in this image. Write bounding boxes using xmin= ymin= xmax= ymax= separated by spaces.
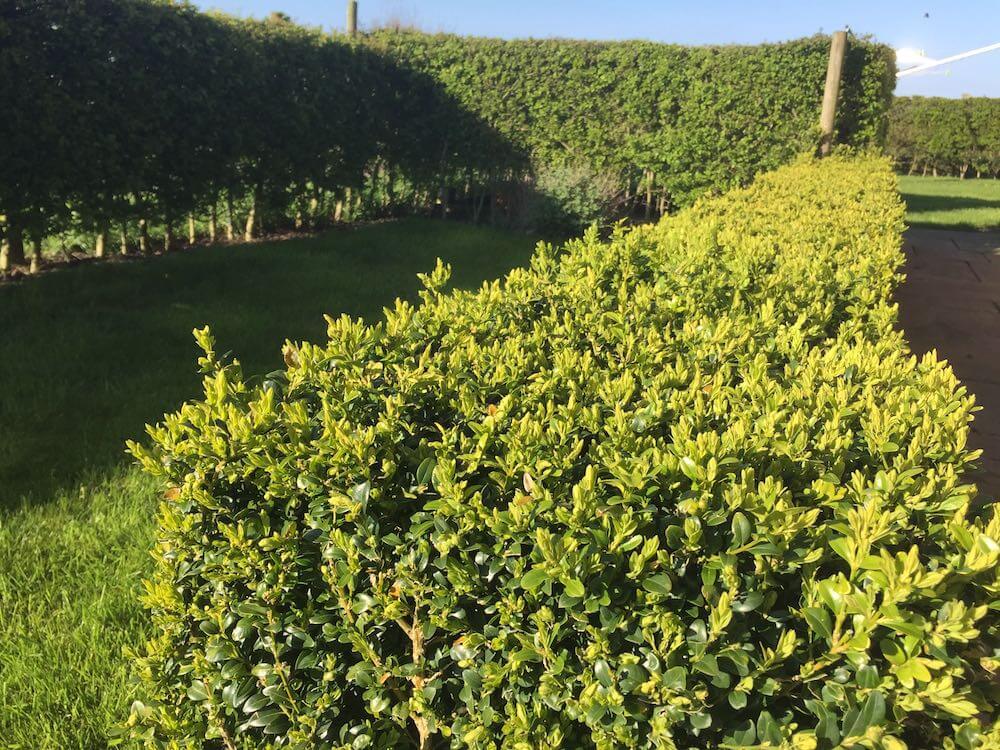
xmin=128 ymin=154 xmax=1000 ymax=749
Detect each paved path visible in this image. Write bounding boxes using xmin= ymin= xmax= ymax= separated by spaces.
xmin=896 ymin=227 xmax=1000 ymax=499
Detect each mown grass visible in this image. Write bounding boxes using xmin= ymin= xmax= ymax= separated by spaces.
xmin=0 ymin=219 xmax=538 ymax=749
xmin=898 ymin=175 xmax=1000 ymax=231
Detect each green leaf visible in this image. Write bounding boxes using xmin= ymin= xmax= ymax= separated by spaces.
xmin=520 ymin=568 xmax=548 ymax=592
xmin=642 ymin=573 xmax=673 ymax=597
xmin=803 ymin=606 xmax=833 ymax=640
xmin=829 ymin=536 xmax=852 ymax=563
xmin=731 ymin=512 xmax=752 ymax=547
xmin=856 ymin=665 xmax=879 ymax=689
xmin=416 ymin=457 xmax=436 ymax=486
xmin=732 ymin=590 xmax=764 ymax=612
xmin=563 ymin=577 xmax=585 ymax=598
xmin=663 ymin=666 xmax=687 ymax=691
xmin=728 ymin=720 xmax=756 ymax=746
xmin=243 ymin=692 xmax=270 ymax=713
xmin=842 ymin=691 xmax=886 ymax=739
xmin=594 ymin=659 xmax=613 ymax=687
xmin=690 ymin=712 xmax=712 ymax=730
xmin=679 ymin=456 xmax=699 ymax=481
xmin=186 ymin=680 xmax=209 ymax=702
xmin=757 ymin=711 xmax=782 ymax=745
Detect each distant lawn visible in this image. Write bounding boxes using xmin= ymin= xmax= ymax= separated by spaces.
xmin=0 ymin=219 xmax=538 ymax=749
xmin=898 ymin=175 xmax=1000 ymax=231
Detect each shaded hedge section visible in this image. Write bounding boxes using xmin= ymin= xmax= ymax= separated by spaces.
xmin=129 ymin=155 xmax=1000 ymax=749
xmin=1 ymin=0 xmax=893 ymax=260
xmin=367 ymin=31 xmax=895 ymax=210
xmin=887 ymin=97 xmax=1000 ymax=178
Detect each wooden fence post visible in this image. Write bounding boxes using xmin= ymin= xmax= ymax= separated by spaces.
xmin=347 ymin=0 xmax=358 ymax=37
xmin=819 ymin=30 xmax=848 ymax=156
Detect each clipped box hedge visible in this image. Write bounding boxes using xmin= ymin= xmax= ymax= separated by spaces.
xmin=129 ymin=155 xmax=1000 ymax=749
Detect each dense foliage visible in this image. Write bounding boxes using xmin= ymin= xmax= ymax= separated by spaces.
xmin=368 ymin=32 xmax=895 ymax=212
xmin=0 ymin=0 xmax=894 ymax=269
xmin=129 ymin=155 xmax=1000 ymax=749
xmin=887 ymin=97 xmax=1000 ymax=178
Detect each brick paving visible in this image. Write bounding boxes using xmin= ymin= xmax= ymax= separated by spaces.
xmin=895 ymin=227 xmax=1000 ymax=499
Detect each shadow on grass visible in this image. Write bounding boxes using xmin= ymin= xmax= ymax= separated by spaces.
xmin=901 ymin=193 xmax=1000 ymax=214
xmin=0 ymin=219 xmax=538 ymax=511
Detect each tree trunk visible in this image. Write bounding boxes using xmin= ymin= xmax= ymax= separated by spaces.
xmin=30 ymin=235 xmax=42 ymax=274
xmin=209 ymin=203 xmax=217 ymax=243
xmin=95 ymin=228 xmax=107 ymax=258
xmin=644 ymin=170 xmax=654 ymax=220
xmin=243 ymin=189 xmax=257 ymax=241
xmin=2 ymin=222 xmax=25 ymax=269
xmin=163 ymin=221 xmax=173 ymax=252
xmin=188 ymin=213 xmax=196 ymax=244
xmin=120 ymin=224 xmax=129 ymax=255
xmin=308 ymin=189 xmax=320 ymax=228
xmin=344 ymin=187 xmax=353 ymax=222
xmin=438 ymin=183 xmax=449 ymax=220
xmin=334 ymin=199 xmax=344 ymax=223
xmin=225 ymin=192 xmax=235 ymax=241
xmin=139 ymin=218 xmax=150 ymax=254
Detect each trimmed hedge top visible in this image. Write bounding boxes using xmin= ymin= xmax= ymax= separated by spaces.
xmin=129 ymin=155 xmax=1000 ymax=749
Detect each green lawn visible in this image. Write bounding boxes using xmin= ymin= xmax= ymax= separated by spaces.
xmin=0 ymin=219 xmax=538 ymax=749
xmin=898 ymin=175 xmax=1000 ymax=231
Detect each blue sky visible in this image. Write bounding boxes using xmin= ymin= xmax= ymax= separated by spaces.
xmin=194 ymin=0 xmax=1000 ymax=97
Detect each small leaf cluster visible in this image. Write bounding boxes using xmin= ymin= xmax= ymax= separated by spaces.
xmin=128 ymin=155 xmax=999 ymax=749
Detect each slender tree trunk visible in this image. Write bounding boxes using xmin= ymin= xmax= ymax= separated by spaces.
xmin=163 ymin=221 xmax=173 ymax=252
xmin=225 ymin=192 xmax=235 ymax=241
xmin=645 ymin=170 xmax=654 ymax=220
xmin=209 ymin=203 xmax=217 ymax=242
xmin=30 ymin=235 xmax=42 ymax=274
xmin=243 ymin=189 xmax=257 ymax=241
xmin=139 ymin=218 xmax=150 ymax=254
xmin=2 ymin=222 xmax=25 ymax=268
xmin=188 ymin=213 xmax=196 ymax=244
xmin=334 ymin=198 xmax=344 ymax=223
xmin=490 ymin=177 xmax=497 ymax=225
xmin=438 ymin=183 xmax=449 ymax=220
xmin=308 ymin=188 xmax=320 ymax=228
xmin=120 ymin=223 xmax=129 ymax=255
xmin=95 ymin=227 xmax=107 ymax=258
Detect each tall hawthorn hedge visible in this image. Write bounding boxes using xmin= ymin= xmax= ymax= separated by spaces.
xmin=887 ymin=96 xmax=1000 ymax=178
xmin=128 ymin=155 xmax=1000 ymax=748
xmin=0 ymin=0 xmax=894 ymax=270
xmin=367 ymin=32 xmax=895 ymax=210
